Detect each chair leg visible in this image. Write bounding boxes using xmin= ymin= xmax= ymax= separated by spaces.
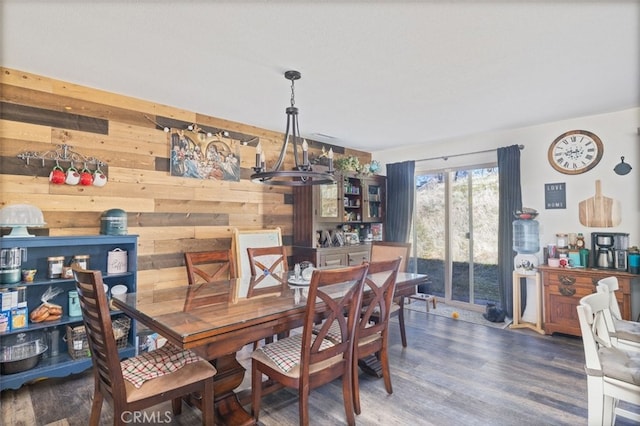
xmin=602 ymin=395 xmax=616 ymax=426
xmin=586 ymin=376 xmax=605 ymax=426
xmin=352 ymin=355 xmax=362 ymax=415
xmin=380 ymin=346 xmax=393 ymax=395
xmin=251 ymin=361 xmax=262 ymax=422
xmin=341 ymin=366 xmax=356 ymax=426
xmin=201 ymin=379 xmax=215 ymax=426
xmin=398 ymin=298 xmax=407 ymax=347
xmin=89 ymin=389 xmax=104 ymax=426
xmin=171 ymin=397 xmax=182 ymax=415
xmin=299 ymin=386 xmax=311 ymax=426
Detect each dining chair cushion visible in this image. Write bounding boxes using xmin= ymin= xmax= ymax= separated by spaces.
xmin=597 ymin=345 xmax=640 ymax=385
xmin=321 ymin=320 xmax=376 ymax=345
xmin=252 ymin=334 xmax=338 ymax=376
xmin=124 ymin=359 xmax=217 ymax=403
xmin=121 ymin=344 xmax=202 ymax=388
xmin=613 ymin=319 xmax=640 ymax=343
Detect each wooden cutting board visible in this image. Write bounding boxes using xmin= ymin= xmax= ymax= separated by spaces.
xmin=579 ymin=180 xmax=621 ymax=227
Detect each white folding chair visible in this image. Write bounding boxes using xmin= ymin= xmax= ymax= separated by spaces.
xmin=577 ymin=291 xmax=640 ymax=425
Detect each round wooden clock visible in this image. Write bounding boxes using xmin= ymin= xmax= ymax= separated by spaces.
xmin=547 ymin=130 xmax=603 ymax=175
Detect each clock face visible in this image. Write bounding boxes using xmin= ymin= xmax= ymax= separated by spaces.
xmin=548 ymin=130 xmax=603 ymax=175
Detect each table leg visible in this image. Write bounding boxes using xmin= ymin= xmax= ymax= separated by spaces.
xmin=358 ymin=355 xmax=383 ymax=378
xmin=187 ymin=353 xmax=255 ymax=426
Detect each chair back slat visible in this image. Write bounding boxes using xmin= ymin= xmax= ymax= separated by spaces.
xmin=73 ymin=267 xmax=127 ymax=404
xmin=358 ymin=258 xmax=402 ymax=340
xmin=185 ymin=249 xmax=237 ymax=285
xmin=246 ymin=246 xmax=288 ymax=286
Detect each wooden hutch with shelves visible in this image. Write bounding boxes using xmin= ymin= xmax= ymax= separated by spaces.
xmin=292 ymin=172 xmax=385 ymax=267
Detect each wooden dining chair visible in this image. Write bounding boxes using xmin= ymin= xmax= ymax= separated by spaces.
xmin=251 ymin=264 xmax=369 ymax=426
xmin=370 ymin=241 xmax=419 ymax=347
xmin=246 ymin=245 xmax=289 ymax=286
xmin=352 ymin=257 xmax=401 ymax=415
xmin=185 ymin=248 xmax=237 ymax=285
xmin=72 ymin=266 xmax=216 ymax=426
xmin=577 ymin=291 xmax=640 ymax=425
xmin=247 ymin=245 xmax=290 ymax=345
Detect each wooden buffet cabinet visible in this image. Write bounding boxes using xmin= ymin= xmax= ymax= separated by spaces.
xmin=539 ymin=265 xmax=638 ymax=336
xmin=292 ymin=172 xmax=385 ymax=267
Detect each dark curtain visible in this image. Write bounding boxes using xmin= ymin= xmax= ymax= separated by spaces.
xmin=385 ymin=161 xmax=415 ymax=242
xmin=497 ymin=145 xmax=522 ymax=318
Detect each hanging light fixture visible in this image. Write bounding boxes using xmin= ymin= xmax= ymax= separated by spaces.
xmin=251 ymin=70 xmax=335 ymax=186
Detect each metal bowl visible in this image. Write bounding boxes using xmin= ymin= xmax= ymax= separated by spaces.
xmin=0 ymin=333 xmax=47 ymax=374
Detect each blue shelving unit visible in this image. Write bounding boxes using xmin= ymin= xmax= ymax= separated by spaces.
xmin=1 ymin=235 xmax=138 ymax=391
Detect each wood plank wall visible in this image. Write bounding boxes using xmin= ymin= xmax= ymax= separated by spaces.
xmin=0 ymin=67 xmax=371 ymax=300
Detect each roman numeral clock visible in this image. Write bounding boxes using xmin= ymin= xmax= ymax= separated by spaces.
xmin=547 ymin=130 xmax=604 ymax=174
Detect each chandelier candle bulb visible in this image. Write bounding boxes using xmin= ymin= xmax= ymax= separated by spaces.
xmin=302 ymin=139 xmax=309 ymax=166
xmin=255 ymin=142 xmax=262 ymax=169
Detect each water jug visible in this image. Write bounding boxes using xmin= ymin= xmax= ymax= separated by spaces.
xmin=512 ymin=219 xmax=539 ymax=254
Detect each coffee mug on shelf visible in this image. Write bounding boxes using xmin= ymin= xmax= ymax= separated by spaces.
xmin=49 ymin=165 xmax=66 ymax=184
xmin=93 ymin=169 xmax=107 ymax=187
xmin=79 ymin=167 xmax=94 ymax=186
xmin=65 ymin=166 xmax=80 ymax=185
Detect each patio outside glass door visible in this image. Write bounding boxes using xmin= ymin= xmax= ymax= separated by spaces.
xmin=413 ymin=165 xmax=499 ymax=310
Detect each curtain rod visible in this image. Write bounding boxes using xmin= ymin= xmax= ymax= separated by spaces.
xmin=416 ymin=144 xmax=524 ymax=162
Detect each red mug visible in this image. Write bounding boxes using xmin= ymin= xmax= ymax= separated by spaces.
xmin=79 ymin=168 xmax=94 ymax=186
xmin=49 ymin=166 xmax=66 ymax=184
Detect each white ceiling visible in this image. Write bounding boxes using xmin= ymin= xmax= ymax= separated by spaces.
xmin=2 ymin=1 xmax=639 ymax=153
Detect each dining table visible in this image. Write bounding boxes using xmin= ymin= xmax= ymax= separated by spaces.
xmin=113 ymin=270 xmax=429 ymax=426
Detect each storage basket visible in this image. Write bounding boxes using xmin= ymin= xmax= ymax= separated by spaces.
xmin=66 ymin=316 xmax=131 ymax=359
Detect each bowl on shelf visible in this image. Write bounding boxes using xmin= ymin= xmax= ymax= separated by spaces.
xmin=0 ymin=331 xmax=48 ymax=374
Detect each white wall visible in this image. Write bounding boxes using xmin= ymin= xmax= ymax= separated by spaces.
xmin=373 ymin=107 xmax=640 ymax=257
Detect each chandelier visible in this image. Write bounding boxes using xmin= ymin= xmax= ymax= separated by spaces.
xmin=251 ymin=70 xmax=335 ymax=186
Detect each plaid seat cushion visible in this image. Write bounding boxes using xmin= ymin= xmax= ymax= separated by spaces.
xmin=121 ymin=344 xmax=202 ymax=388
xmin=256 ymin=333 xmax=334 ymax=373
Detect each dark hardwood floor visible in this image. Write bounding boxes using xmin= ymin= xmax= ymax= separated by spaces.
xmin=2 ymin=308 xmax=638 ymax=425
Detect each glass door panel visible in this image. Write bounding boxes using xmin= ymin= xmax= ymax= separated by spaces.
xmin=316 ymin=182 xmax=340 ymax=222
xmin=451 ymin=172 xmax=471 ymax=303
xmin=414 ymin=173 xmax=446 ymax=298
xmin=414 ymin=166 xmax=499 ymax=309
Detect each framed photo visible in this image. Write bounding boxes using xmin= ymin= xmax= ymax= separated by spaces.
xmin=170 ymin=129 xmax=240 ymax=181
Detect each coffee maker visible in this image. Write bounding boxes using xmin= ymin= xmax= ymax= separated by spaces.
xmin=591 ymin=232 xmax=629 ymax=270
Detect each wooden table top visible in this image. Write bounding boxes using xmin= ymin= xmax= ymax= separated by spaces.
xmin=113 ymin=271 xmax=428 ymax=355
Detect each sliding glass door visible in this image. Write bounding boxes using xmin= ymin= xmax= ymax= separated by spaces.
xmin=413 ymin=165 xmax=499 ymax=310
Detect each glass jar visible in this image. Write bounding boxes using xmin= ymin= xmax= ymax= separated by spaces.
xmin=72 ymin=255 xmax=90 ymax=270
xmin=47 ymin=256 xmax=65 ymax=279
xmin=556 ymin=233 xmax=568 ymax=249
